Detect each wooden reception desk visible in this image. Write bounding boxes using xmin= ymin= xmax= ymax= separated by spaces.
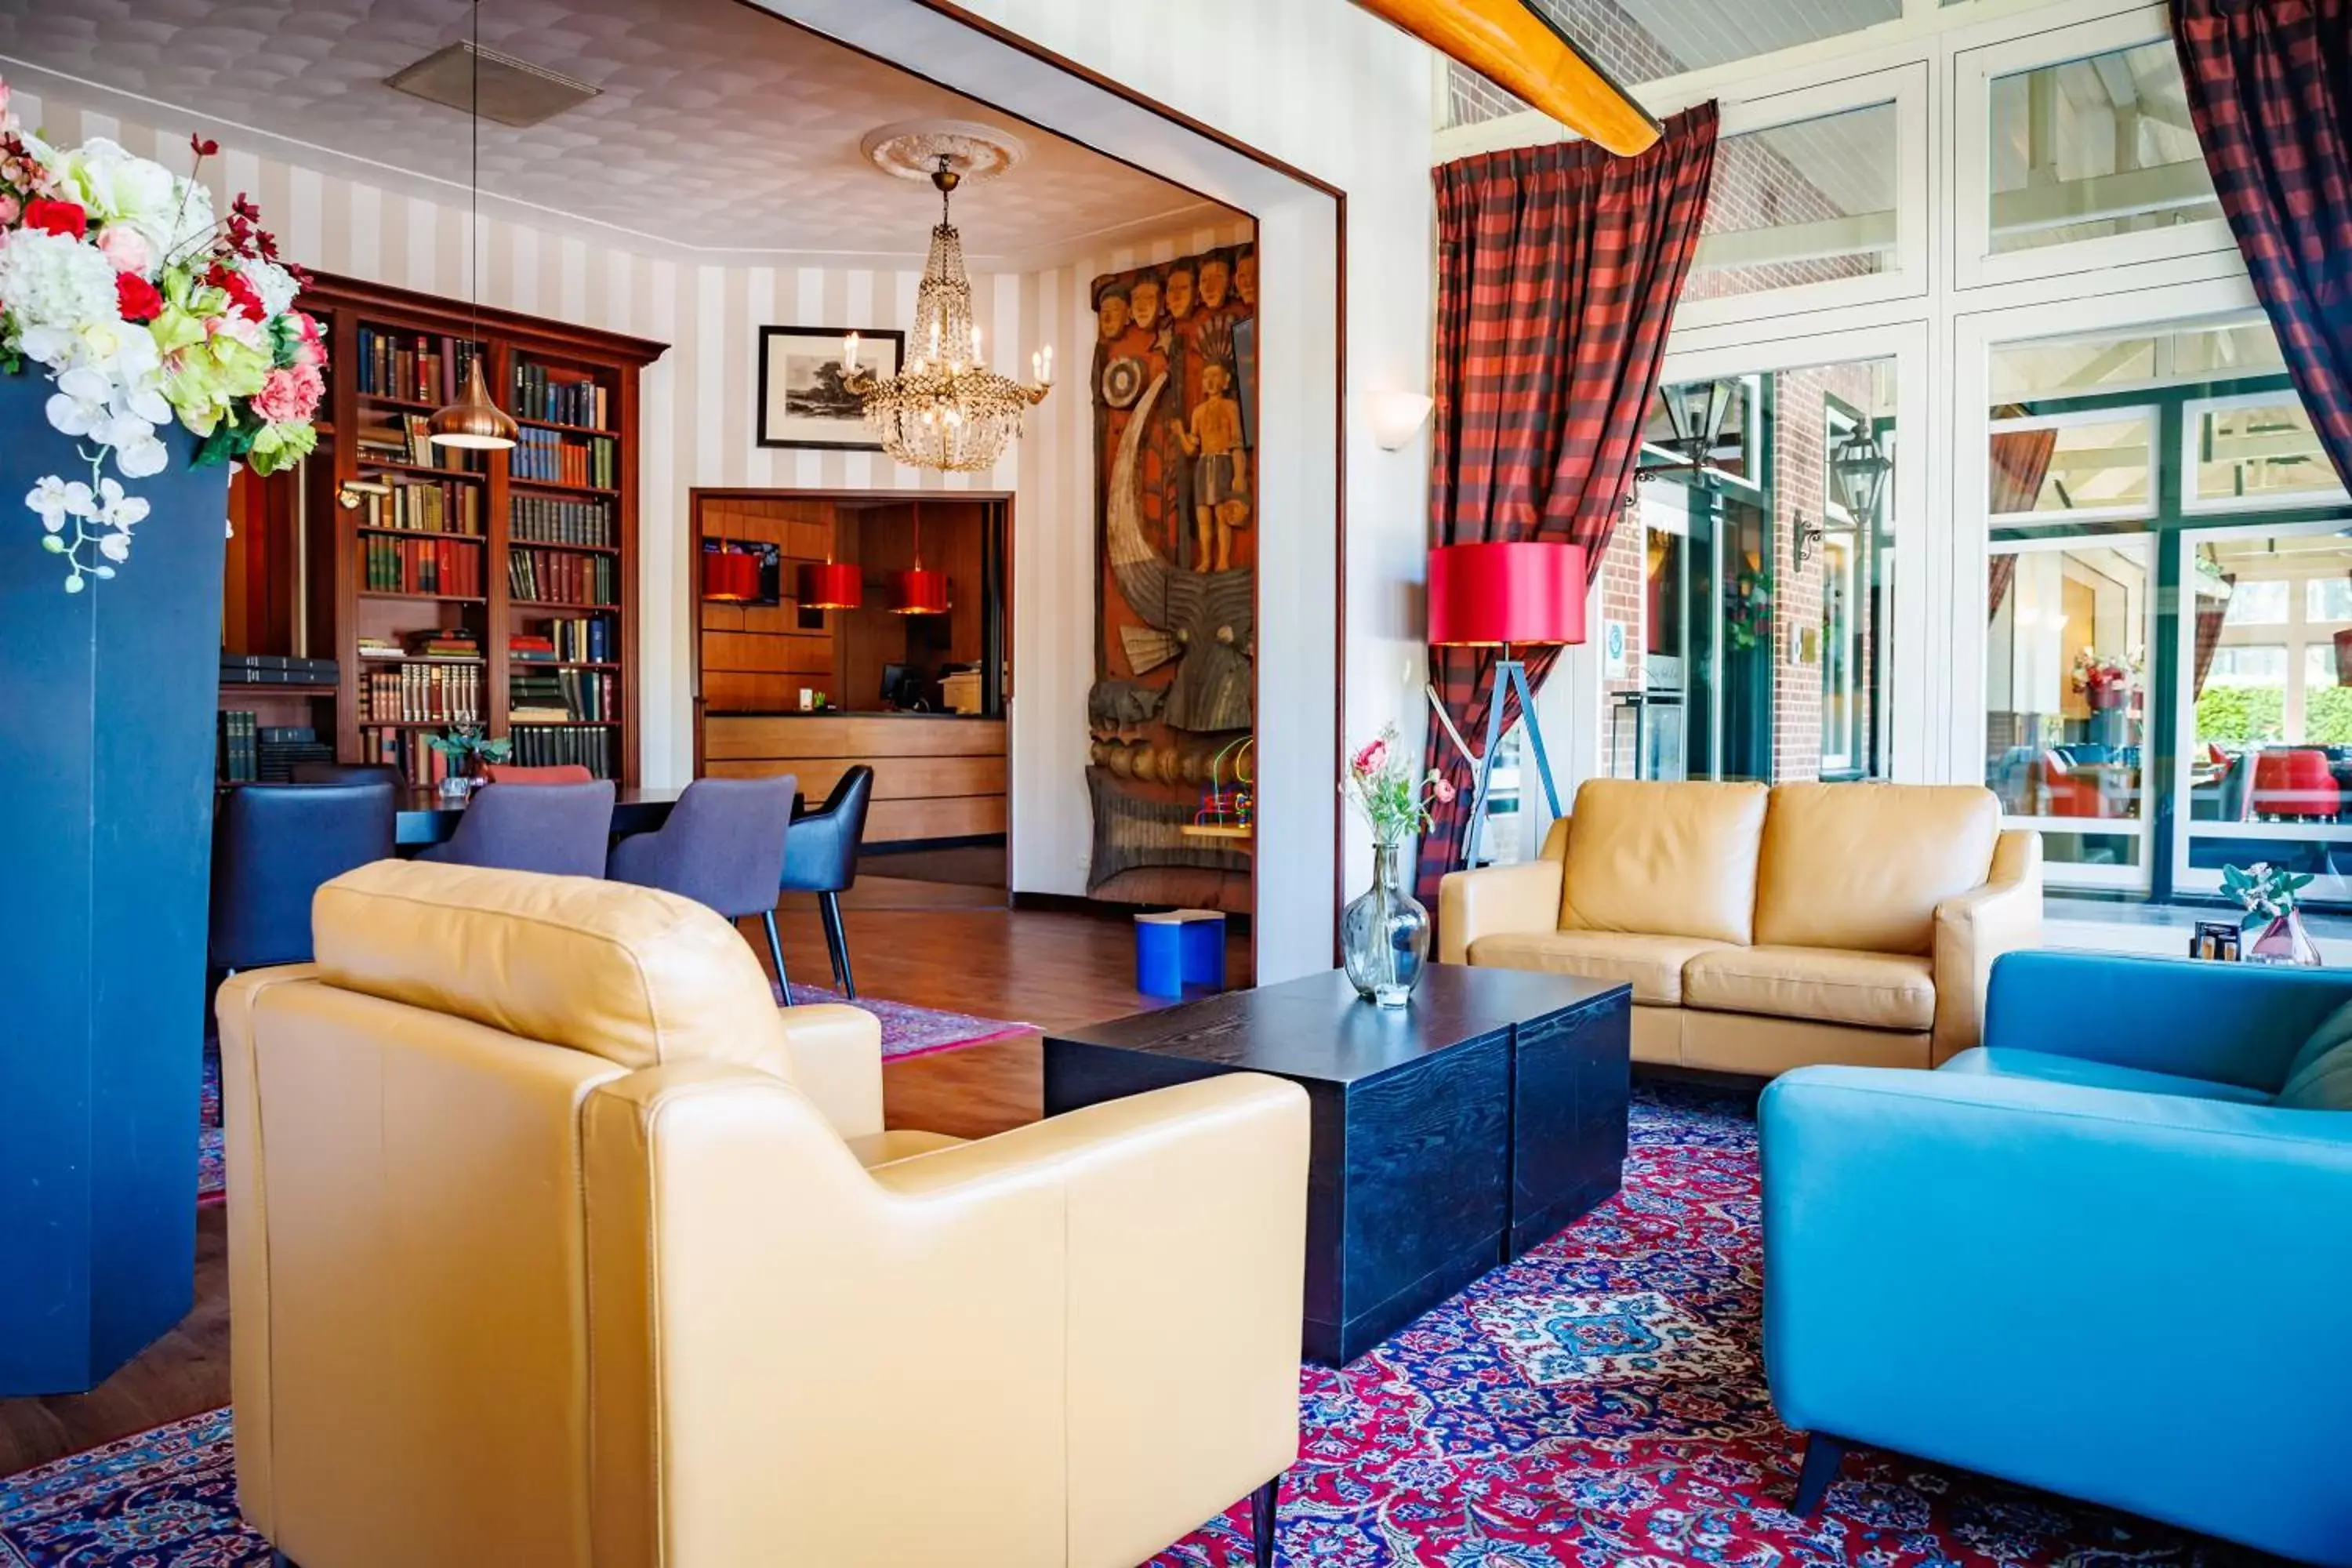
xmin=702 ymin=712 xmax=1006 ymax=844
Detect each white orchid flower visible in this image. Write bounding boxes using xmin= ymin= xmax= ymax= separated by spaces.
xmin=62 ymin=480 xmax=97 ymax=517
xmin=92 ymin=407 xmax=157 ymax=450
xmin=91 ymin=478 xmax=150 ymax=530
xmin=96 ymin=528 xmax=132 ymax=562
xmin=25 ymin=475 xmax=76 ymax=533
xmin=114 ymin=434 xmax=169 ymax=478
xmin=43 ymin=365 xmax=111 ymax=438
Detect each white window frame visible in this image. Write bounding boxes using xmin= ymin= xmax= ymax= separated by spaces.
xmin=2172 ymin=518 xmax=2352 ymax=904
xmin=1986 ymin=528 xmax=2161 ymax=891
xmin=1672 ymin=64 xmax=1930 ymax=332
xmin=1987 ymin=403 xmax=2162 ymax=526
xmin=1954 ymin=5 xmax=2236 ymax=292
xmin=2180 ymin=390 xmax=2352 ymax=515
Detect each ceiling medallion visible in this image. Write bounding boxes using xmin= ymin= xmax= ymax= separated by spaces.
xmin=859 ymin=120 xmax=1029 ymax=185
xmin=843 ymin=151 xmax=1052 ymax=474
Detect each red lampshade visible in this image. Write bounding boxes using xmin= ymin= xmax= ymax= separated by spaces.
xmin=890 ymin=567 xmax=951 ymax=616
xmin=1427 ymin=541 xmax=1588 ymax=647
xmin=701 ymin=547 xmax=760 ymax=603
xmin=797 ymin=561 xmax=863 ymax=611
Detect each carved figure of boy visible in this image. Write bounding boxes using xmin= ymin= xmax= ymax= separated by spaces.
xmin=1165 ymin=265 xmax=1196 ymax=321
xmin=1235 ymin=252 xmax=1256 ymax=307
xmin=1096 ymin=289 xmax=1129 ymax=342
xmin=1175 ymin=361 xmax=1250 ymax=572
xmin=1130 ymin=277 xmax=1162 ymax=332
xmin=1198 ymin=256 xmax=1231 ymax=310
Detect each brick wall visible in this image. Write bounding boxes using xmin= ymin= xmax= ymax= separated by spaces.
xmin=1766 ymin=363 xmax=1880 ymax=783
xmin=1597 ymin=501 xmax=1649 ymax=778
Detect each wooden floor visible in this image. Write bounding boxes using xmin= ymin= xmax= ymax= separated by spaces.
xmin=0 ymin=879 xmax=1245 ymax=1477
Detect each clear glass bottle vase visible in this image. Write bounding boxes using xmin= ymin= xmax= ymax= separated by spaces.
xmin=1341 ymin=841 xmax=1431 ymax=1007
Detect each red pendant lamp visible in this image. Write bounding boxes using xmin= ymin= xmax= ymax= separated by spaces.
xmin=797 ymin=560 xmax=863 ymax=611
xmin=701 ymin=543 xmax=760 ymax=603
xmin=889 ymin=511 xmax=951 ymax=616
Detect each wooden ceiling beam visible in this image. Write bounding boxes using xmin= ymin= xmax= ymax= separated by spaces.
xmin=1356 ymin=0 xmax=1661 ymax=155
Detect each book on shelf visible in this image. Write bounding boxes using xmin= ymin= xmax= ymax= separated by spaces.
xmin=220 ymin=652 xmax=337 ymax=684
xmin=403 ymin=627 xmax=482 ymax=660
xmin=539 ymin=615 xmax=614 ymax=664
xmin=355 ymin=325 xmax=485 ymax=408
xmin=507 ymin=722 xmax=616 ymax=780
xmin=508 ymin=665 xmax=617 ymax=723
xmin=507 ymin=493 xmax=615 ymax=548
xmin=343 ymin=475 xmax=481 ymax=535
xmin=506 ymin=547 xmax=615 ymax=606
xmin=355 ymin=413 xmax=483 ymax=474
xmin=362 ymin=662 xmax=481 ymax=724
xmin=366 ymin=534 xmax=484 ymax=597
xmin=217 ymin=710 xmax=259 ymax=782
xmin=512 ymin=426 xmax=617 ymax=488
xmin=361 ymin=726 xmax=453 ymax=787
xmin=256 ymin=726 xmax=334 ymax=782
xmin=510 ymin=360 xmax=611 ymax=430
xmin=507 ymin=634 xmax=557 ymax=662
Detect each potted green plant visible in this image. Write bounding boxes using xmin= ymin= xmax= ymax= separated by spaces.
xmin=425 ymin=724 xmax=512 ymax=800
xmin=2222 ymin=861 xmax=2323 ymax=967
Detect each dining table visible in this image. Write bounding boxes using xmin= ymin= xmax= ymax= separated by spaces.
xmin=394 ymin=786 xmax=686 ymax=848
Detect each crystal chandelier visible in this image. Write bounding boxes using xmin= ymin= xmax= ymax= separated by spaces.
xmin=844 ymin=158 xmax=1051 ymax=474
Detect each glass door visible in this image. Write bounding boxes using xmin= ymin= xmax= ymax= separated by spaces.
xmin=2172 ymin=522 xmax=2352 ymax=902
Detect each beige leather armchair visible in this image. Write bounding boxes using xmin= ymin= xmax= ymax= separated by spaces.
xmin=1440 ymin=780 xmax=2042 ymax=1075
xmin=220 ymin=860 xmax=1309 ymax=1568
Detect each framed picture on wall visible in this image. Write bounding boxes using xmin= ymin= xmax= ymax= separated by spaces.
xmin=757 ymin=325 xmax=902 ymax=451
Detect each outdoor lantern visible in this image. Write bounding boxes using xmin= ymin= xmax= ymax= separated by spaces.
xmin=1830 ymin=424 xmax=1893 ymax=523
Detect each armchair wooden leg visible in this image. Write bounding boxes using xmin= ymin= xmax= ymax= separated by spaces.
xmin=1791 ymin=1432 xmax=1846 ymax=1515
xmin=1250 ymin=1475 xmax=1280 ymax=1568
xmin=820 ymin=891 xmax=855 ymax=999
xmin=272 ymin=1552 xmax=301 ymax=1568
xmin=762 ymin=909 xmax=791 ymax=1005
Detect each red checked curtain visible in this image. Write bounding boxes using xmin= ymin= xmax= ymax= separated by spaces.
xmin=1986 ymin=416 xmax=2058 ymax=621
xmin=1414 ymin=103 xmax=1719 ymax=903
xmin=2172 ymin=0 xmax=2352 ymax=487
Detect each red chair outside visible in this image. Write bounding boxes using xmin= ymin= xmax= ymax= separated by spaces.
xmin=483 ymin=764 xmax=595 ymax=785
xmin=2035 ymin=752 xmax=2107 ymax=818
xmin=2252 ymin=748 xmax=2340 ymax=819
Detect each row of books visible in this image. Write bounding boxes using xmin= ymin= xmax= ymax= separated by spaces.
xmin=221 ymin=652 xmax=336 ymax=686
xmin=508 ymin=495 xmax=615 ymax=549
xmin=530 ymin=616 xmax=616 ymax=664
xmin=508 ymin=548 xmax=615 ymax=606
xmin=507 ymin=723 xmax=616 ymax=779
xmin=511 ymin=426 xmax=616 ymax=489
xmin=357 ymin=414 xmax=483 ymax=474
xmin=361 ymin=662 xmax=484 ymax=724
xmin=509 ymin=667 xmax=617 ymax=724
xmin=512 ymin=361 xmax=612 ymax=431
xmin=361 ymin=726 xmax=455 ymax=787
xmin=345 ymin=477 xmax=482 ymax=535
xmin=355 ymin=326 xmax=486 ymax=408
xmin=217 ymin=717 xmax=333 ymax=783
xmin=367 ymin=535 xmax=485 ymax=597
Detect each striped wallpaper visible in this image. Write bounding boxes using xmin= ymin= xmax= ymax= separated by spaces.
xmin=14 ymin=82 xmax=1247 ymax=892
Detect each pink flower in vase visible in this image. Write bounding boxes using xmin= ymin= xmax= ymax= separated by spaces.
xmin=253 ymin=363 xmax=324 ymax=423
xmin=1432 ymin=775 xmax=1457 ymax=805
xmin=0 ymin=194 xmax=18 ymax=226
xmin=1351 ymin=739 xmax=1389 ymax=777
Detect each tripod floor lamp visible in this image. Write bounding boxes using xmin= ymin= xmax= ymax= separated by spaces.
xmin=1427 ymin=540 xmax=1588 ymax=869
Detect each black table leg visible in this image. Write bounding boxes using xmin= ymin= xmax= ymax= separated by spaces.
xmin=1250 ymin=1475 xmax=1280 ymax=1568
xmin=821 ymin=891 xmax=855 ymax=998
xmin=761 ymin=909 xmax=790 ymax=1004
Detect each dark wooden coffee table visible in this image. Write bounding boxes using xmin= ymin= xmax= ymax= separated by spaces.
xmin=1043 ymin=964 xmax=1631 ymax=1365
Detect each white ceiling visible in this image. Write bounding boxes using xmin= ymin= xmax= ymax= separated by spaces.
xmin=0 ymin=0 xmax=1238 ymax=268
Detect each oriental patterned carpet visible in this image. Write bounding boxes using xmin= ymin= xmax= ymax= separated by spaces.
xmin=13 ymin=1085 xmax=2264 ymax=1567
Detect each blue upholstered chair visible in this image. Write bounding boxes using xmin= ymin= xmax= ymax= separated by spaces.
xmin=781 ymin=765 xmax=874 ymax=998
xmin=1761 ymin=949 xmax=2352 ymax=1566
xmin=607 ymin=775 xmax=796 ymax=996
xmin=210 ymin=780 xmax=397 ymax=971
xmin=416 ymin=780 xmax=615 ymax=879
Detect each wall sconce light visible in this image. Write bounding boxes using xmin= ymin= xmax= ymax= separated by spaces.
xmin=1794 ymin=512 xmax=1824 ymax=570
xmin=1369 ymin=390 xmax=1435 ymax=452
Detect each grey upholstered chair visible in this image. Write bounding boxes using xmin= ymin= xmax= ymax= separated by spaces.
xmin=606 ymin=775 xmax=797 ymax=999
xmin=289 ymin=762 xmax=402 ymax=789
xmin=416 ymin=780 xmax=615 ymax=878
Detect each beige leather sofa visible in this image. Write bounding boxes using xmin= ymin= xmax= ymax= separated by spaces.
xmin=1439 ymin=780 xmax=2041 ymax=1075
xmin=218 ymin=859 xmax=1309 ymax=1568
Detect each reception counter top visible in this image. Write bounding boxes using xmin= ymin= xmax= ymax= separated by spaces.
xmin=702 ymin=711 xmax=1005 ymax=844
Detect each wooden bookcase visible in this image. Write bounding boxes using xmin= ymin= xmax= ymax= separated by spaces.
xmin=296 ymin=272 xmax=665 ymax=785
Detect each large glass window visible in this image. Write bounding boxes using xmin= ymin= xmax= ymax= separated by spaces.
xmin=2186 ymin=395 xmax=2352 ymax=511
xmin=1986 ymin=41 xmax=2220 ymax=255
xmin=1687 ymin=103 xmax=1898 ymax=303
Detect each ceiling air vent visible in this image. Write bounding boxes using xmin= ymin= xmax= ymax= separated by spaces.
xmin=386 ymin=42 xmax=601 ymax=129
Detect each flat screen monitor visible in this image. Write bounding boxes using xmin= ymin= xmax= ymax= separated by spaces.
xmin=880 ymin=663 xmax=909 ymax=706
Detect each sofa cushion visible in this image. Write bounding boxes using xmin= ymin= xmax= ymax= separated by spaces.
xmin=1940 ymin=1046 xmax=2273 ymax=1104
xmin=1682 ymin=945 xmax=1936 ymax=1031
xmin=1561 ymin=779 xmax=1769 ymax=946
xmin=1754 ymin=783 xmax=2000 ymax=955
xmin=1465 ymin=929 xmax=1733 ymax=1005
xmin=2278 ymin=1037 xmax=2352 ymax=1110
xmin=313 ymin=858 xmax=789 ymax=1073
xmin=2284 ymin=996 xmax=2352 ymax=1089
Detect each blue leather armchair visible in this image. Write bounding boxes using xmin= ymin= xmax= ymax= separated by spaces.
xmin=1760 ymin=949 xmax=2352 ymax=1566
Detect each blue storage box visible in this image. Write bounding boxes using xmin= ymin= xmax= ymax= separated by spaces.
xmin=1134 ymin=909 xmax=1226 ymax=996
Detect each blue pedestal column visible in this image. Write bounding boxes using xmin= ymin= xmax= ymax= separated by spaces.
xmin=0 ymin=370 xmax=226 ymax=1394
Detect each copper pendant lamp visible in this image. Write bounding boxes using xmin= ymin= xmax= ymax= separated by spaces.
xmin=427 ymin=0 xmax=517 ymax=451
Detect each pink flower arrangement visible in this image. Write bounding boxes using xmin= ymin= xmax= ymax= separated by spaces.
xmin=1342 ymin=723 xmax=1456 ymax=846
xmin=252 ymin=362 xmax=323 ymax=424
